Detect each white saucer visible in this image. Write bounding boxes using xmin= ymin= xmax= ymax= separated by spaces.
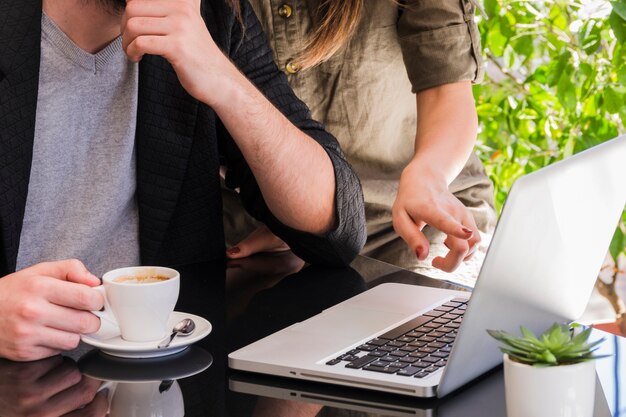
xmin=79 ymin=347 xmax=213 ymax=382
xmin=81 ymin=312 xmax=212 ymax=359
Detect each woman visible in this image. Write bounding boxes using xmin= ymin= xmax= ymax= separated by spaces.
xmin=224 ymin=0 xmax=496 ymax=284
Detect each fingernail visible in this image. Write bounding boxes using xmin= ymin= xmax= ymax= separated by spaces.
xmin=462 ymin=227 xmax=473 ymax=235
xmin=227 ymin=247 xmax=241 ymax=255
xmin=415 ymin=247 xmax=422 ymax=259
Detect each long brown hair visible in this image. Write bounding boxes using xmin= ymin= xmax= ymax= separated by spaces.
xmin=227 ymin=0 xmax=364 ymax=71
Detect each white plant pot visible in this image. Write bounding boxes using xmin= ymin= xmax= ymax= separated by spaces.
xmin=503 ymin=354 xmax=596 ymax=417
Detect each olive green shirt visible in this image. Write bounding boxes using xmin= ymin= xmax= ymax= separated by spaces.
xmin=225 ymin=0 xmax=495 ymax=257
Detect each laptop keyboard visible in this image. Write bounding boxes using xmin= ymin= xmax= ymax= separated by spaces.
xmin=325 ymin=297 xmax=468 ymax=379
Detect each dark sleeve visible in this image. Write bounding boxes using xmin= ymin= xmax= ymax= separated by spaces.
xmin=217 ymin=1 xmax=366 ymax=267
xmin=398 ymin=0 xmax=484 ymax=93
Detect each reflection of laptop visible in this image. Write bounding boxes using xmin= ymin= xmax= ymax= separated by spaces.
xmin=229 ymin=367 xmax=612 ymax=417
xmin=229 ymin=135 xmax=626 ymax=398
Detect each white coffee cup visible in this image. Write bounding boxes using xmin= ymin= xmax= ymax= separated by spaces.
xmin=92 ymin=266 xmax=180 ymax=342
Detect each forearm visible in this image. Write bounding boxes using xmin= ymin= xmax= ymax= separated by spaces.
xmin=411 ymin=81 xmax=478 ymax=185
xmin=204 ymin=64 xmax=336 ymax=235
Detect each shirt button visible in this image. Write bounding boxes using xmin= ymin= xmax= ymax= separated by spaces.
xmin=285 ymin=61 xmax=300 ymax=74
xmin=278 ymin=4 xmax=293 ymax=19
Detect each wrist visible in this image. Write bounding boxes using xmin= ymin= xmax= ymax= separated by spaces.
xmin=402 ymin=157 xmax=449 ymax=189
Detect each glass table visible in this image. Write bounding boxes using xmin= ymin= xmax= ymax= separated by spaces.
xmin=0 ymin=252 xmax=623 ymax=417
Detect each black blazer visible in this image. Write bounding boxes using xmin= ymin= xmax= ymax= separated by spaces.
xmin=0 ymin=0 xmax=366 ymax=275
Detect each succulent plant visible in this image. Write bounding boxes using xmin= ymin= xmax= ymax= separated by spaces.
xmin=487 ymin=323 xmax=608 ymax=367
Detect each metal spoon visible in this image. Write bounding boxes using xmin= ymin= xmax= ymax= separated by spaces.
xmin=158 ymin=318 xmax=196 ymax=349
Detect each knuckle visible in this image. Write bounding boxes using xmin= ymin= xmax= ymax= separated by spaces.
xmin=134 ymin=36 xmax=149 ymax=50
xmin=126 ymin=17 xmax=142 ymax=35
xmin=76 ymin=381 xmax=98 ymax=407
xmin=12 ymin=345 xmax=35 ymax=362
xmin=63 ymin=333 xmax=81 ymax=350
xmin=17 ymin=301 xmax=40 ymax=322
xmin=66 ymin=258 xmax=85 ymax=271
xmin=78 ymin=313 xmax=98 ymax=334
xmin=76 ymin=287 xmax=94 ymax=309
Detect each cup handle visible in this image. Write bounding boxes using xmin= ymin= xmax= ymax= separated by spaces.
xmin=90 ymin=286 xmax=121 ymax=339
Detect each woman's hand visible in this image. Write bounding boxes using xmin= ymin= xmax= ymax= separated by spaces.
xmin=393 ymin=159 xmax=480 ymax=272
xmin=226 ymin=226 xmax=290 ymax=260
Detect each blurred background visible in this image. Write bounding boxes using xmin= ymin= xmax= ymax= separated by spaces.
xmin=474 ymin=0 xmax=626 ymax=332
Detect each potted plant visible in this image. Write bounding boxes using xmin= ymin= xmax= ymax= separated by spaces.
xmin=487 ymin=323 xmax=607 ymax=417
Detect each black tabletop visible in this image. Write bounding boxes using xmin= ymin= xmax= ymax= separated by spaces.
xmin=0 ymin=253 xmax=623 ymax=417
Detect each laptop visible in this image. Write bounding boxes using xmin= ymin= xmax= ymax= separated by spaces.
xmin=228 ymin=135 xmax=626 ymax=398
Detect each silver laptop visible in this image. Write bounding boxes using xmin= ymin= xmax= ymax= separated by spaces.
xmin=229 ymin=135 xmax=626 ymax=398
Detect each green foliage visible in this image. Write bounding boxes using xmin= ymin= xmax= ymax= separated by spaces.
xmin=475 ymin=0 xmax=626 ymax=262
xmin=487 ymin=323 xmax=607 ymax=366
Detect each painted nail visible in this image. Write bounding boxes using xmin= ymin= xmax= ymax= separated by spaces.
xmin=227 ymin=247 xmax=241 ymax=255
xmin=462 ymin=227 xmax=473 ymax=235
xmin=416 ymin=247 xmax=423 ymax=259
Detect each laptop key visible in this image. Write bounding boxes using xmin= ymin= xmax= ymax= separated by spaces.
xmin=380 ymin=356 xmax=396 ymax=362
xmin=378 ymin=316 xmax=433 ymax=340
xmin=378 ymin=346 xmax=396 ymax=352
xmin=356 ymin=344 xmax=377 ymax=351
xmin=439 ymin=337 xmax=455 ymax=344
xmin=347 ymin=349 xmax=361 ymax=355
xmin=369 ymin=351 xmax=386 ymax=357
xmin=408 ymin=341 xmax=427 ymax=347
xmin=418 ymin=347 xmax=437 ymax=353
xmin=434 ymin=305 xmax=455 ymax=312
xmin=429 ymin=331 xmax=446 ymax=338
xmin=399 ymin=345 xmax=419 ymax=352
xmin=428 ymin=342 xmax=446 ymax=349
xmin=363 ymin=365 xmax=401 ymax=374
xmin=370 ymin=360 xmax=391 ymax=367
xmin=405 ymin=331 xmax=425 ymax=338
xmin=326 ymin=358 xmax=342 ymax=365
xmin=367 ymin=339 xmax=388 ymax=346
xmin=450 ymin=309 xmax=465 ymax=316
xmin=387 ymin=341 xmax=406 ymax=348
xmin=433 ymin=318 xmax=451 ymax=325
xmin=431 ymin=351 xmax=449 ymax=359
xmin=340 ymin=354 xmax=359 ymax=361
xmin=397 ymin=366 xmax=422 ymax=376
xmin=424 ymin=323 xmax=442 ymax=329
xmin=424 ymin=366 xmax=439 ymax=373
xmin=390 ymin=361 xmax=409 ymax=369
xmin=421 ymin=336 xmax=437 ymax=342
xmin=397 ymin=337 xmax=416 ymax=343
xmin=398 ymin=356 xmax=419 ymax=363
xmin=390 ymin=351 xmax=408 ymax=357
xmin=421 ymin=356 xmax=439 ymax=364
xmin=409 ymin=351 xmax=427 ymax=358
xmin=435 ymin=360 xmax=448 ymax=367
xmin=345 ymin=355 xmax=377 ymax=369
xmin=440 ymin=346 xmax=452 ymax=353
xmin=414 ymin=371 xmax=430 ymax=378
xmin=423 ymin=310 xmax=445 ymax=318
xmin=442 ymin=301 xmax=462 ymax=308
xmin=451 ymin=297 xmax=469 ymax=303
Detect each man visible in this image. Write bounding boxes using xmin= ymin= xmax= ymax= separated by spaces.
xmin=0 ymin=0 xmax=366 ymax=361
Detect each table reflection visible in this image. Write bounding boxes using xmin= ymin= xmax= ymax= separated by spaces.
xmin=0 ymin=254 xmax=623 ymax=417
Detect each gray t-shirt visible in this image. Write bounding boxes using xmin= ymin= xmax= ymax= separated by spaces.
xmin=16 ymin=13 xmax=141 ymax=277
